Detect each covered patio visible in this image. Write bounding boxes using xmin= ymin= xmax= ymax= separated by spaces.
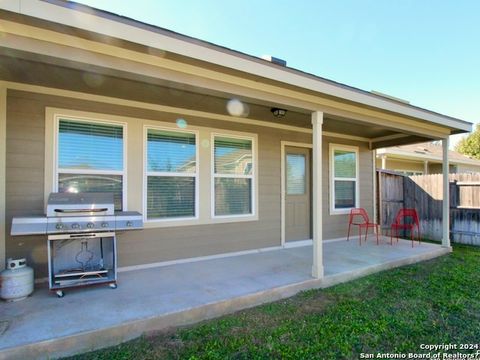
xmin=0 ymin=1 xmax=469 ymax=285
xmin=0 ymin=237 xmax=449 ymax=360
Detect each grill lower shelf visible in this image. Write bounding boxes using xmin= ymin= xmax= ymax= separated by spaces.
xmin=54 ymin=268 xmax=108 ymax=286
xmin=52 ymin=269 xmax=114 ymax=288
xmin=54 ymin=268 xmax=108 ymax=278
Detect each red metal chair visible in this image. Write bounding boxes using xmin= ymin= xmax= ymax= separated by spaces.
xmin=390 ymin=208 xmax=421 ymax=247
xmin=347 ymin=208 xmax=379 ymax=245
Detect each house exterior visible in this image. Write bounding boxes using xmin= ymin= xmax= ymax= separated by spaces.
xmin=376 ymin=142 xmax=480 ymax=175
xmin=0 ymin=0 xmax=472 ymax=281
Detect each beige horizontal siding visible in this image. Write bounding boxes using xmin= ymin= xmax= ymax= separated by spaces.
xmin=5 ymin=89 xmax=374 ymax=277
xmin=376 ymin=158 xmax=424 ymax=173
xmin=377 ymin=158 xmax=462 ymax=175
xmin=456 ymin=164 xmax=480 ymax=173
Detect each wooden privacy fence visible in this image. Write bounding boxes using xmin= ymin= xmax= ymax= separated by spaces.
xmin=377 ymin=170 xmax=480 ymax=245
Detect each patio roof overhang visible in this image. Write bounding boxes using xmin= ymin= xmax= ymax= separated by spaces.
xmin=0 ymin=2 xmax=472 ymax=149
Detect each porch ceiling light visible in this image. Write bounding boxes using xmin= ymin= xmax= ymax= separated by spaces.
xmin=271 ymin=107 xmax=287 ymax=118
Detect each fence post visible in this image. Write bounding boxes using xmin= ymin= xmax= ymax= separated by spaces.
xmin=442 ymin=138 xmax=450 ymax=248
xmin=378 ymin=170 xmax=382 ymax=226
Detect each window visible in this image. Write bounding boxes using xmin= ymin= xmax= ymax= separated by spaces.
xmin=286 ymin=154 xmax=306 ymax=195
xmin=56 ymin=118 xmax=125 ymax=210
xmin=213 ymin=135 xmax=254 ymax=217
xmin=146 ymin=128 xmax=198 ymax=220
xmin=330 ymin=144 xmax=359 ymax=214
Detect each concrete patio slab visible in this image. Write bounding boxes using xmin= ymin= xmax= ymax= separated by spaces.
xmin=0 ymin=237 xmax=450 ymax=360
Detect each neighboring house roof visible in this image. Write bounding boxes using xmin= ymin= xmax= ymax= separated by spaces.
xmin=215 ymin=149 xmax=252 ymax=172
xmin=176 ymin=149 xmax=252 ymax=173
xmin=376 ymin=142 xmax=480 ymax=167
xmin=0 ymin=0 xmax=471 ymax=135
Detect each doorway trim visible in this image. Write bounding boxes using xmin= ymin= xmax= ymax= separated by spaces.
xmin=281 ymin=141 xmax=313 ymax=247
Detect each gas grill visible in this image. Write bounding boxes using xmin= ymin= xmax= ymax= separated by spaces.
xmin=11 ymin=192 xmax=142 ymax=235
xmin=11 ymin=192 xmax=143 ymax=297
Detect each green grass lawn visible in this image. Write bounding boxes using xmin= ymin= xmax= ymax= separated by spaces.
xmin=68 ymin=244 xmax=480 ymax=360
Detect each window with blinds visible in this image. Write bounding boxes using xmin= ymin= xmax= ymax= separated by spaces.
xmin=331 ymin=146 xmax=358 ymax=211
xmin=146 ymin=128 xmax=197 ymax=220
xmin=213 ymin=136 xmax=254 ymax=216
xmin=57 ymin=119 xmax=125 ymax=210
xmin=286 ymin=154 xmax=306 ymax=195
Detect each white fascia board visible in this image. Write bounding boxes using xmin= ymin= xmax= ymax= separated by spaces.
xmin=0 ymin=0 xmax=20 ymax=12
xmin=3 ymin=0 xmax=471 ymax=132
xmin=376 ymin=148 xmax=480 ymax=166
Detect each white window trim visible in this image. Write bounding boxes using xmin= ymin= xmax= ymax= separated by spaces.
xmin=53 ymin=113 xmax=128 ymax=211
xmin=143 ymin=125 xmax=199 ymax=223
xmin=211 ymin=132 xmax=257 ymax=219
xmin=329 ymin=144 xmax=359 ymax=215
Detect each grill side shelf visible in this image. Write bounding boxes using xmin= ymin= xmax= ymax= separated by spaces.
xmin=11 ymin=217 xmax=48 ymax=235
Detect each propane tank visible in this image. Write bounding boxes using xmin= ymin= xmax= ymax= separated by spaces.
xmin=0 ymin=258 xmax=34 ymax=302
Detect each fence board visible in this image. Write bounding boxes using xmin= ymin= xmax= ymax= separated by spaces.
xmin=378 ymin=171 xmax=404 ymax=232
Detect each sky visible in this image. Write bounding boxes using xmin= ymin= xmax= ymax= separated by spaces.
xmin=74 ymin=0 xmax=480 ymax=146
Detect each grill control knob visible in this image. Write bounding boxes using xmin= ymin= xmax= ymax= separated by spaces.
xmin=101 ymin=222 xmax=109 ymax=228
xmin=87 ymin=222 xmax=95 ymax=229
xmin=72 ymin=223 xmax=80 ymax=229
xmin=126 ymin=221 xmax=133 ymax=227
xmin=55 ymin=223 xmax=64 ymax=230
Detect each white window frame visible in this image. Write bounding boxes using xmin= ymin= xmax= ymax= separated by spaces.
xmin=329 ymin=144 xmax=359 ymax=215
xmin=143 ymin=125 xmax=199 ymax=223
xmin=211 ymin=132 xmax=256 ymax=219
xmin=53 ymin=114 xmax=128 ymax=210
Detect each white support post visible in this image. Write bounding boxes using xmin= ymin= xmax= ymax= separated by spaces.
xmin=442 ymin=138 xmax=450 ymax=248
xmin=372 ymin=150 xmax=377 ymax=231
xmin=424 ymin=160 xmax=429 ymax=175
xmin=381 ymin=155 xmax=387 ymax=170
xmin=0 ymin=84 xmax=6 ymax=270
xmin=311 ymin=111 xmax=324 ymax=279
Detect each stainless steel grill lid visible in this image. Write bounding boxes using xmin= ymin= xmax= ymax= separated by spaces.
xmin=46 ymin=192 xmax=114 ymax=217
